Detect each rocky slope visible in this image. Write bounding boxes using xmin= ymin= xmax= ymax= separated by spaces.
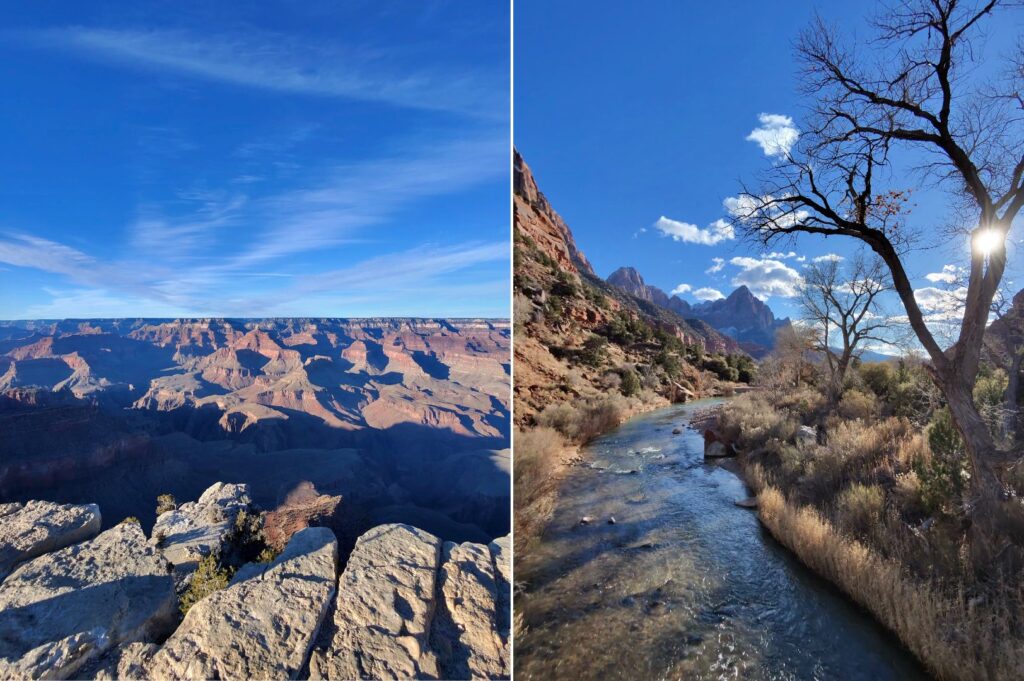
xmin=513 ymin=150 xmax=744 ymax=426
xmin=0 ymin=483 xmax=510 ymax=680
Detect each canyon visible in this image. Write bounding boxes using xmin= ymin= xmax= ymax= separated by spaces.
xmin=0 ymin=318 xmax=510 ymax=543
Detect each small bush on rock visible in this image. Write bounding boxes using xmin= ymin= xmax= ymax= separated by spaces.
xmin=155 ymin=493 xmax=177 ymax=516
xmin=180 ymin=554 xmax=232 ymax=614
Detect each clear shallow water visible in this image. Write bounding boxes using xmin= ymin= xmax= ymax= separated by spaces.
xmin=516 ymin=400 xmax=929 ymax=680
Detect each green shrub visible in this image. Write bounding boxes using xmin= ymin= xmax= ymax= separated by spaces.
xmin=155 ymin=493 xmax=177 ymax=516
xmin=180 ymin=554 xmax=232 ymax=614
xmin=579 ymin=335 xmax=608 ymax=367
xmin=620 ymin=367 xmax=641 ymax=397
xmin=860 ymin=362 xmax=896 ymax=398
xmin=974 ymin=368 xmax=1008 ymax=441
xmin=916 ymin=408 xmax=969 ymax=515
xmin=119 ymin=516 xmax=141 ymax=525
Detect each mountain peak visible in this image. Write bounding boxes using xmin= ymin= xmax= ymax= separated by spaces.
xmin=729 ymin=285 xmax=754 ymax=300
xmin=607 ymin=267 xmax=646 ymax=288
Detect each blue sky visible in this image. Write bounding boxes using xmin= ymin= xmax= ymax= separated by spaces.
xmin=0 ymin=1 xmax=509 ymax=319
xmin=516 ymin=1 xmax=1023 ymax=343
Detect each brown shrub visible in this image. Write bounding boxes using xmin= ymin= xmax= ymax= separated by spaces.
xmin=536 ymin=396 xmax=627 ymax=443
xmin=837 ymin=389 xmax=879 ymax=420
xmin=514 ymin=426 xmax=565 ymax=549
xmin=835 ymin=483 xmax=885 ymax=539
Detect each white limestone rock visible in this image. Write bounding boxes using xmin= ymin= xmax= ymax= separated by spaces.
xmin=0 ymin=522 xmax=176 ymax=680
xmin=0 ymin=500 xmax=101 ymax=580
xmin=151 ymin=482 xmax=251 ymax=572
xmin=146 ymin=526 xmax=338 ymax=681
xmin=430 ymin=541 xmax=507 ymax=679
xmin=308 ymin=523 xmax=444 ymax=680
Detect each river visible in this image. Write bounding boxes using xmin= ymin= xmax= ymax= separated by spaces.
xmin=515 ymin=400 xmax=929 ymax=680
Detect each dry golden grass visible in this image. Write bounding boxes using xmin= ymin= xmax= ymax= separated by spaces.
xmin=513 ymin=426 xmax=565 ymax=551
xmin=758 ymin=486 xmax=1024 ymax=681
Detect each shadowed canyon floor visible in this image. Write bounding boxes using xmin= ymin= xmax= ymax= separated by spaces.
xmin=516 ymin=401 xmax=927 ymax=680
xmin=0 ymin=319 xmax=510 ymax=543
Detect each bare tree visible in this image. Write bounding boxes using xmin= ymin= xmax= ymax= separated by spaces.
xmin=731 ymin=1 xmax=1024 ymax=538
xmin=799 ymin=254 xmax=892 ymax=403
xmin=763 ymin=324 xmax=819 ymax=390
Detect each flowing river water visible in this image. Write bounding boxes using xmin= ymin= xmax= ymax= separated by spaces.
xmin=516 ymin=400 xmax=929 ymax=680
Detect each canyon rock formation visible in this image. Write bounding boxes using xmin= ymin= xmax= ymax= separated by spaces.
xmin=0 ymin=484 xmax=510 ymax=681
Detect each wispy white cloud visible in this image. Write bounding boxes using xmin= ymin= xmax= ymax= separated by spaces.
xmin=670 ymin=283 xmax=691 ymax=296
xmin=730 ymin=256 xmax=803 ymax=298
xmin=694 ymin=287 xmax=725 ymax=301
xmin=813 ymin=253 xmax=844 ymax=263
xmin=654 ymin=217 xmax=734 ymax=246
xmin=17 ymin=27 xmax=502 ymax=117
xmin=925 ymin=264 xmax=960 ymax=284
xmin=706 ymin=257 xmax=725 ymax=274
xmin=746 ymin=113 xmax=798 ymax=159
xmin=766 ymin=251 xmax=797 ymax=259
xmin=0 ymin=134 xmax=507 ymax=317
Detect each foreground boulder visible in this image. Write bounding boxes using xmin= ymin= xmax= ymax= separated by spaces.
xmin=152 ymin=482 xmax=252 ymax=572
xmin=309 ymin=524 xmax=444 ymax=679
xmin=145 ymin=527 xmax=338 ymax=681
xmin=0 ymin=522 xmax=176 ymax=679
xmin=308 ymin=524 xmax=510 ymax=680
xmin=0 ymin=500 xmax=101 ymax=581
xmin=490 ymin=535 xmax=511 ymax=662
xmin=430 ymin=541 xmax=507 ymax=679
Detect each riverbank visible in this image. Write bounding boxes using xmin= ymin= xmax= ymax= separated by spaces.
xmin=708 ymin=393 xmax=1024 ymax=681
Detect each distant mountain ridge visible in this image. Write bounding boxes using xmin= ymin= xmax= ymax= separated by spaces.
xmin=604 ymin=268 xmax=791 ymax=356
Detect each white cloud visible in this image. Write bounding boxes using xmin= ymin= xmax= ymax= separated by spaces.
xmin=813 ymin=253 xmax=844 ymax=263
xmin=925 ymin=264 xmax=959 ymax=284
xmin=724 ymin=194 xmax=808 ymax=229
xmin=670 ymin=283 xmax=691 ymax=296
xmin=746 ymin=113 xmax=799 ymax=159
xmin=694 ymin=287 xmax=725 ymax=301
xmin=914 ymin=286 xmax=967 ymax=321
xmin=729 ymin=256 xmax=803 ymax=298
xmin=705 ymin=257 xmax=725 ymax=274
xmin=654 ymin=216 xmax=734 ymax=246
xmin=796 ymin=255 xmax=807 ymax=262
xmin=766 ymin=251 xmax=797 ymax=259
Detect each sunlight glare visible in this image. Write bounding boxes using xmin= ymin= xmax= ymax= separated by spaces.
xmin=975 ymin=229 xmax=1001 ymax=256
